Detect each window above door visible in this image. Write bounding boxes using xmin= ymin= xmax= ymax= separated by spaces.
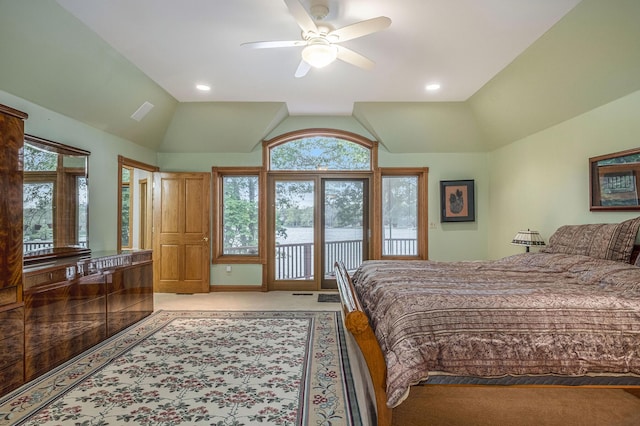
xmin=264 ymin=128 xmax=378 ymax=172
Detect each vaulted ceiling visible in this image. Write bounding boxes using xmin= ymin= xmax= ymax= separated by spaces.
xmin=1 ymin=0 xmax=639 ymax=153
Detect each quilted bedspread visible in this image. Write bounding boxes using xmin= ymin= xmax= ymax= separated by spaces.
xmin=351 ymin=253 xmax=640 ymax=407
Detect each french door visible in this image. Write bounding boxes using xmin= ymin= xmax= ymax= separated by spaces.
xmin=267 ymin=174 xmax=369 ymax=291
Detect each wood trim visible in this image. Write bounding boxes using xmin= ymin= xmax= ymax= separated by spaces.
xmin=138 ymin=179 xmax=152 ymax=249
xmin=375 ymin=167 xmax=430 ymax=260
xmin=263 ymin=128 xmax=377 ymax=150
xmin=0 ymin=104 xmax=28 ymax=120
xmin=211 ymin=167 xmax=266 ymax=266
xmin=26 ymin=134 xmax=90 ymax=156
xmin=262 ymin=128 xmax=378 ymax=172
xmin=210 ymin=284 xmax=265 ymax=292
xmin=117 ymin=155 xmax=159 ymax=172
xmin=0 ymin=301 xmax=24 ymax=312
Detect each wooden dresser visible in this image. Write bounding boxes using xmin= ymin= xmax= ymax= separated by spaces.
xmin=22 ymin=250 xmax=154 ymax=382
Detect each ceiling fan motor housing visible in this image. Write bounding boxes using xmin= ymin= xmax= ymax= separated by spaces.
xmin=309 ymin=3 xmax=329 ymax=20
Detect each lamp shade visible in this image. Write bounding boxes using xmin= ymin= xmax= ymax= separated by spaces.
xmin=302 ymin=40 xmax=338 ymax=68
xmin=511 ymin=229 xmax=546 ymax=251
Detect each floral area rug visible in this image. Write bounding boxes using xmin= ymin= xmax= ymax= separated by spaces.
xmin=0 ymin=311 xmax=362 ymax=426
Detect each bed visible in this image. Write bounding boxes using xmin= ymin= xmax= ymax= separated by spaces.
xmin=335 ymin=218 xmax=640 ymax=426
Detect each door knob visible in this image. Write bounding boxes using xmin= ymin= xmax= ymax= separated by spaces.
xmin=203 ymin=236 xmax=209 ymax=242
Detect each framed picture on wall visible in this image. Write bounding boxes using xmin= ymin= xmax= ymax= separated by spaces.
xmin=590 ymin=147 xmax=640 ymax=210
xmin=440 ymin=180 xmax=475 ymax=222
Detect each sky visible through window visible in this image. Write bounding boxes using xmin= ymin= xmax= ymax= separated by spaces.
xmin=270 ymin=137 xmax=370 ymax=171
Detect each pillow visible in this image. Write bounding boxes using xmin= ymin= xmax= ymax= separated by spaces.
xmin=541 ymin=217 xmax=640 ymax=263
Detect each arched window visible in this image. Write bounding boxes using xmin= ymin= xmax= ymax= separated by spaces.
xmin=212 ymin=128 xmax=427 ymax=292
xmin=264 ymin=129 xmax=377 ymax=171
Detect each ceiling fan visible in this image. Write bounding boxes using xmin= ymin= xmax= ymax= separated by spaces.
xmin=242 ymin=0 xmax=391 ymax=78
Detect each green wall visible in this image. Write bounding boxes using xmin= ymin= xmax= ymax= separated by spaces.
xmin=487 ymin=89 xmax=640 ymax=260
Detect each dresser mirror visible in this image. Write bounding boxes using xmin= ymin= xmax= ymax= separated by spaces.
xmin=590 ymin=147 xmax=640 ymax=211
xmin=23 ymin=134 xmax=90 ymax=263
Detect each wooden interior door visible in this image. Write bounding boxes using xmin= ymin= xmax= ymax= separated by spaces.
xmin=153 ymin=172 xmax=210 ymax=293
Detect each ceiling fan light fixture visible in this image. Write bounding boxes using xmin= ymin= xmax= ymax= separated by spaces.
xmin=302 ymin=40 xmax=338 ymax=68
xmin=243 ymin=0 xmax=391 ymax=77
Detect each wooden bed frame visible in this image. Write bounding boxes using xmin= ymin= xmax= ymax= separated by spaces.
xmin=334 ymin=251 xmax=640 ymax=426
xmin=335 ymin=261 xmax=392 ymax=426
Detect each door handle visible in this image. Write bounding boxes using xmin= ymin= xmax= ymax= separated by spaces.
xmin=203 ymin=236 xmax=209 ymax=242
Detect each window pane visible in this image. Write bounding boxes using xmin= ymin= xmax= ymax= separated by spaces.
xmin=270 ymin=137 xmax=370 ymax=171
xmin=274 ymin=180 xmax=314 ymax=280
xmin=324 ymin=180 xmax=364 ymax=278
xmin=122 ymin=167 xmax=131 ymax=183
xmin=382 ymin=176 xmax=418 ymax=256
xmin=24 ymin=144 xmax=57 ymax=171
xmin=222 ymin=176 xmax=259 ymax=255
xmin=23 ymin=182 xmax=54 ymax=253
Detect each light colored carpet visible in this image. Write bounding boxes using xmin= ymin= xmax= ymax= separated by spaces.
xmin=392 ymin=386 xmax=640 ymax=426
xmin=0 ymin=310 xmax=362 ymax=426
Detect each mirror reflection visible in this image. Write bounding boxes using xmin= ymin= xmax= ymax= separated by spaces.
xmin=120 ymin=166 xmax=153 ymax=250
xmin=117 ymin=156 xmax=157 ymax=251
xmin=23 ymin=135 xmax=90 ymax=260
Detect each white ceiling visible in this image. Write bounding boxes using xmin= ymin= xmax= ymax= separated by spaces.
xmin=56 ymin=0 xmax=581 ymax=115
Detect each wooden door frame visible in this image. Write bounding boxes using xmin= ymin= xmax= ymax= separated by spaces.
xmin=266 ymin=172 xmax=372 ymax=291
xmin=266 ymin=174 xmax=318 ymax=292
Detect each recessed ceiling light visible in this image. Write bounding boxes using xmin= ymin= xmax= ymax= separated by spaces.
xmin=196 ymin=84 xmax=211 ymax=91
xmin=425 ymin=83 xmax=441 ymax=91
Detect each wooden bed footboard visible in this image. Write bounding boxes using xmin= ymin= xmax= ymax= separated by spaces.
xmin=334 ymin=261 xmax=393 ymax=426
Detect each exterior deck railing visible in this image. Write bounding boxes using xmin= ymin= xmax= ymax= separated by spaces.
xmin=23 ymin=240 xmax=88 ymax=253
xmin=227 ymin=238 xmax=417 ymax=280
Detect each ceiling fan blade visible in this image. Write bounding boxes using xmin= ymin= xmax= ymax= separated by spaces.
xmin=294 ymin=60 xmax=311 ymax=78
xmin=330 ymin=16 xmax=391 ymax=42
xmin=336 ymin=45 xmax=375 ymax=70
xmin=284 ymin=0 xmax=318 ymax=34
xmin=241 ymin=40 xmax=306 ymax=49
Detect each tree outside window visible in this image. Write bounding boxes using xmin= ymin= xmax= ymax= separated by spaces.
xmin=270 ymin=137 xmax=370 ymax=171
xmin=382 ymin=176 xmax=418 ymax=256
xmin=222 ymin=175 xmax=259 ymax=255
xmin=23 ymin=144 xmax=57 ymax=248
